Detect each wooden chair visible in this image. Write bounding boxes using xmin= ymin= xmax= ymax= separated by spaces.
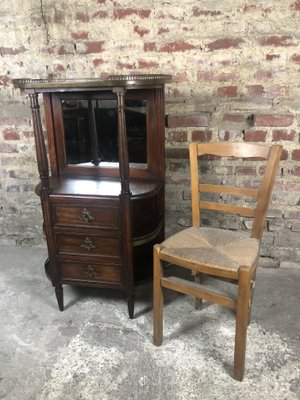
xmin=153 ymin=142 xmax=282 ymax=381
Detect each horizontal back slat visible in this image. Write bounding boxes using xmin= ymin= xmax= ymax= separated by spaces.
xmin=199 ymin=183 xmax=259 ymax=199
xmin=197 ymin=142 xmax=270 ymax=159
xmin=200 ymin=201 xmax=255 ymax=217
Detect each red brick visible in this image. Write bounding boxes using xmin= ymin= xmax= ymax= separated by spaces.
xmin=71 ymin=31 xmax=89 ymax=40
xmin=117 ymin=61 xmax=135 ymax=69
xmin=53 ymin=63 xmax=65 ymax=72
xmin=158 ymin=27 xmax=170 ymax=34
xmin=280 ymin=149 xmax=288 ymax=160
xmin=134 ymin=26 xmax=150 ymax=37
xmin=23 ymin=131 xmax=34 ymax=138
xmin=292 ymin=167 xmax=300 ymax=176
xmin=159 ymin=40 xmax=196 ymax=52
xmin=0 ymin=143 xmax=18 ymax=153
xmin=172 ymin=73 xmax=189 ymax=83
xmin=258 ymin=35 xmax=296 ymax=46
xmin=291 ymin=54 xmax=300 ymax=63
xmin=0 ymin=76 xmax=10 ymax=86
xmin=272 ymin=130 xmax=294 ymax=141
xmin=254 ymin=114 xmax=294 ymax=127
xmin=244 ymin=130 xmax=267 ymax=142
xmin=192 ymin=130 xmax=212 ymax=142
xmin=242 ymin=4 xmax=273 ymax=12
xmin=93 ymin=11 xmax=109 ymax=18
xmin=167 ymin=113 xmax=210 ymax=128
xmin=217 ymin=86 xmax=237 ymax=97
xmin=3 ymin=129 xmax=20 ymax=140
xmin=84 ymin=41 xmax=104 ymax=53
xmin=76 ymin=12 xmax=89 ymax=22
xmin=292 ymin=149 xmax=300 ymax=160
xmin=0 ymin=117 xmax=29 ymax=126
xmin=113 ymin=9 xmax=151 ymax=19
xmin=57 ymin=46 xmax=70 ymax=55
xmin=235 ymin=166 xmax=256 ymax=175
xmin=223 ymin=114 xmax=245 ymax=123
xmin=168 ymin=131 xmax=187 ymax=142
xmin=207 ymin=38 xmax=244 ymax=51
xmin=144 ymin=42 xmax=156 ymax=51
xmin=165 ymin=147 xmax=189 ymax=159
xmin=246 ymin=85 xmax=264 ymax=96
xmin=197 ymin=71 xmax=239 ymax=82
xmin=93 ymin=59 xmax=106 ymax=67
xmin=0 ymin=45 xmax=26 ymax=55
xmin=254 ymin=70 xmax=273 ymax=79
xmin=290 ymin=1 xmax=300 ymax=10
xmin=9 ymin=170 xmax=33 ymax=179
xmin=265 ymin=85 xmax=289 ymax=97
xmin=192 ymin=7 xmax=222 ymax=16
xmin=138 ymin=59 xmax=159 ymax=68
xmin=266 ymin=54 xmax=280 ymax=61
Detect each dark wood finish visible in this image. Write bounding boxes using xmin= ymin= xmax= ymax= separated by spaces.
xmin=153 ymin=142 xmax=282 ymax=381
xmin=14 ymin=75 xmax=171 ymax=318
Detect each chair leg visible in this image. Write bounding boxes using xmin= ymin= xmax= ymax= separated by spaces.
xmin=248 ymin=268 xmax=257 ymax=325
xmin=234 ymin=266 xmax=251 ymax=381
xmin=153 ymin=245 xmax=164 ymax=346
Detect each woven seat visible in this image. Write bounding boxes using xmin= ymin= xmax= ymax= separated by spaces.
xmin=161 ymin=227 xmax=260 ymax=275
xmin=153 ymin=142 xmax=282 ymax=381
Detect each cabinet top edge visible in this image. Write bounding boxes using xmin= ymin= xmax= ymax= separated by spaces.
xmin=12 ymin=74 xmax=172 ymax=91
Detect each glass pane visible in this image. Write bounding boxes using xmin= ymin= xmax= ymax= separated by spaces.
xmin=62 ymin=98 xmax=147 ymax=166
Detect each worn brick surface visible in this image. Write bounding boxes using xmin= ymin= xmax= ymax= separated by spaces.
xmin=0 ymin=0 xmax=299 ymax=265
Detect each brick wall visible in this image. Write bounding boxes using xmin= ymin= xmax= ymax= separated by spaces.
xmin=0 ymin=0 xmax=299 ymax=268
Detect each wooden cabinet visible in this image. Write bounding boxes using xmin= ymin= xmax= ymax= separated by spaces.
xmin=13 ymin=75 xmax=171 ymax=318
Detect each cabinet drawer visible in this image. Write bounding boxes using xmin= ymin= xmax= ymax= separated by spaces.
xmin=60 ymin=261 xmax=121 ymax=283
xmin=52 ymin=204 xmax=120 ymax=228
xmin=55 ymin=233 xmax=122 ymax=258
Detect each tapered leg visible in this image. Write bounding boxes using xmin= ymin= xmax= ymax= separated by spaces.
xmin=127 ymin=295 xmax=134 ymax=319
xmin=234 ymin=266 xmax=251 ymax=381
xmin=153 ymin=245 xmax=164 ymax=346
xmin=55 ymin=284 xmax=64 ymax=311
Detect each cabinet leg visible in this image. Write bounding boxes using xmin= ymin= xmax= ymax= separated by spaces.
xmin=44 ymin=258 xmax=51 ymax=281
xmin=127 ymin=295 xmax=134 ymax=319
xmin=55 ymin=285 xmax=64 ymax=311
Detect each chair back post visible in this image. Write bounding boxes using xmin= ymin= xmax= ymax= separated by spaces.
xmin=251 ymin=144 xmax=282 ymax=240
xmin=189 ymin=142 xmax=200 ymax=228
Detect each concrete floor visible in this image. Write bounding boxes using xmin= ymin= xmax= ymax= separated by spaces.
xmin=0 ymin=245 xmax=299 ymax=400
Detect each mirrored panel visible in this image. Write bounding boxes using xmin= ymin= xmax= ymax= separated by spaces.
xmin=62 ymin=98 xmax=147 ymax=166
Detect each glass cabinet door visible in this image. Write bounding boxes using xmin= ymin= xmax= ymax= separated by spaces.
xmin=61 ymin=96 xmax=147 ymax=166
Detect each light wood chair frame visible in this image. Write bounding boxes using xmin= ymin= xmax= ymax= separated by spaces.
xmin=153 ymin=142 xmax=282 ymax=381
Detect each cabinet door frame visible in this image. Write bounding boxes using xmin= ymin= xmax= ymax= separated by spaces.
xmin=44 ymin=88 xmax=165 ymax=180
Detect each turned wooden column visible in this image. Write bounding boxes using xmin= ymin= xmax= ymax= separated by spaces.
xmin=29 ymin=92 xmax=62 ymax=309
xmin=115 ymin=87 xmax=134 ymax=318
xmin=29 ymin=93 xmax=49 ymax=189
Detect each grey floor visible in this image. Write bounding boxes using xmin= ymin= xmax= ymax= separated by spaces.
xmin=0 ymin=245 xmax=300 ymax=400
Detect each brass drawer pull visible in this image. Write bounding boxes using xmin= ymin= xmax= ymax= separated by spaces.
xmin=80 ymin=237 xmax=96 ymax=251
xmin=85 ymin=264 xmax=96 ymax=279
xmin=79 ymin=208 xmax=95 ymax=223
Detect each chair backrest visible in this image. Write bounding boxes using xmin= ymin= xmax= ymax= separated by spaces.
xmin=189 ymin=142 xmax=282 ymax=241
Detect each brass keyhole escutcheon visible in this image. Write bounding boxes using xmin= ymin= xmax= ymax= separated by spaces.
xmin=85 ymin=264 xmax=96 ymax=279
xmin=79 ymin=208 xmax=95 ymax=223
xmin=80 ymin=237 xmax=96 ymax=252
